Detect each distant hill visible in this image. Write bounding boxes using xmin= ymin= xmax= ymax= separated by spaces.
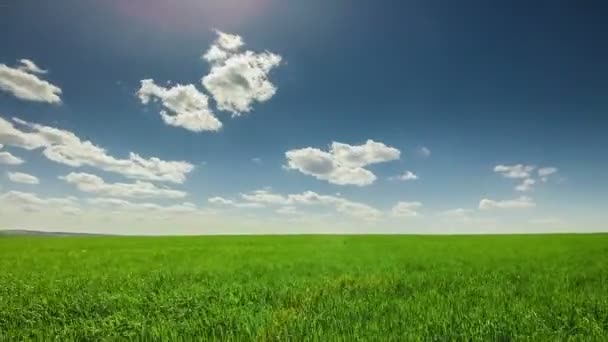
xmin=0 ymin=229 xmax=109 ymax=237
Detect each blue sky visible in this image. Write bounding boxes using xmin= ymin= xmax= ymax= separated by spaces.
xmin=0 ymin=0 xmax=607 ymax=234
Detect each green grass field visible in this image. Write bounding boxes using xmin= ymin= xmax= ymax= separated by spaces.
xmin=1 ymin=234 xmax=607 ymax=340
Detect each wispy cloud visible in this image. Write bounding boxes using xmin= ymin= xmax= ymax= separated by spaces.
xmin=538 ymin=167 xmax=558 ymax=182
xmin=417 ymin=146 xmax=431 ymax=158
xmin=211 ymin=189 xmax=382 ymax=219
xmin=7 ymin=171 xmax=39 ymax=185
xmin=479 ymin=196 xmax=535 ymax=210
xmin=494 ymin=164 xmax=535 ymax=179
xmin=61 ymin=172 xmax=187 ymax=199
xmin=391 ymin=201 xmax=422 ymax=218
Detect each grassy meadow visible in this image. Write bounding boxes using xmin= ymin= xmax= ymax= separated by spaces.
xmin=0 ymin=234 xmax=607 ymax=340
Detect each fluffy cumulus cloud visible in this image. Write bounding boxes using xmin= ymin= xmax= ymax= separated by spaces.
xmin=0 ymin=191 xmax=78 ymax=214
xmin=136 ymin=30 xmax=281 ymax=132
xmin=391 ymin=201 xmax=422 ymax=218
xmin=0 ymin=116 xmax=194 ymax=183
xmin=0 ymin=144 xmax=24 ymax=165
xmin=202 ymin=30 xmax=282 ymax=115
xmin=494 ymin=164 xmax=535 ymax=179
xmin=137 ymin=80 xmax=222 ymax=132
xmin=61 ymin=172 xmax=187 ymax=199
xmin=390 ymin=170 xmax=418 ymax=181
xmin=240 ymin=189 xmax=288 ymax=205
xmin=285 ymin=140 xmax=401 ymax=186
xmin=0 ymin=59 xmax=61 ymax=103
xmin=479 ymin=196 xmax=536 ymax=210
xmin=7 ymin=171 xmax=39 ymax=185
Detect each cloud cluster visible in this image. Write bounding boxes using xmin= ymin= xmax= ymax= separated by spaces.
xmin=0 ymin=189 xmax=198 ymax=218
xmin=210 ymin=189 xmax=382 ymax=219
xmin=202 ymin=30 xmax=282 ymax=115
xmin=391 ymin=201 xmax=422 ymax=217
xmin=479 ymin=196 xmax=535 ymax=210
xmin=138 ymin=30 xmax=282 ymax=132
xmin=137 ymin=80 xmax=222 ymax=132
xmin=0 ymin=116 xmax=194 ymax=183
xmin=0 ymin=59 xmax=61 ymax=103
xmin=0 ymin=190 xmax=78 ymax=214
xmin=87 ymin=197 xmax=197 ymax=213
xmin=61 ymin=172 xmax=187 ymax=199
xmin=7 ymin=171 xmax=39 ymax=185
xmin=285 ymin=140 xmax=400 ymax=186
xmin=494 ymin=164 xmax=558 ymax=192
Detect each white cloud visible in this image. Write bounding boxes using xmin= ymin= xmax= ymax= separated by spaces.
xmin=137 ymin=79 xmax=222 ymax=132
xmin=0 ymin=145 xmax=24 ymax=165
xmin=494 ymin=164 xmax=535 ymax=179
xmin=334 ymin=200 xmax=381 ymax=219
xmin=0 ymin=190 xmax=77 ymax=213
xmin=251 ymin=157 xmax=263 ymax=165
xmin=7 ymin=171 xmax=39 ymax=185
xmin=417 ymin=146 xmax=431 ymax=158
xmin=391 ymin=201 xmax=422 ymax=218
xmin=202 ymin=30 xmax=282 ymax=115
xmin=207 ymin=196 xmax=265 ymax=208
xmin=61 ymin=172 xmax=187 ymax=199
xmin=207 ymin=189 xmax=382 ymax=219
xmin=538 ymin=167 xmax=558 ymax=182
xmin=515 ymin=178 xmax=536 ymax=192
xmin=479 ymin=196 xmax=535 ymax=210
xmin=87 ymin=197 xmax=197 ymax=213
xmin=236 ymin=189 xmax=382 ymax=219
xmin=18 ymin=59 xmax=47 ymax=74
xmin=0 ymin=60 xmax=61 ymax=103
xmin=285 ymin=140 xmax=400 ymax=186
xmin=240 ymin=190 xmax=287 ymax=205
xmin=390 ymin=170 xmax=418 ymax=181
xmin=0 ymin=117 xmax=194 ymax=183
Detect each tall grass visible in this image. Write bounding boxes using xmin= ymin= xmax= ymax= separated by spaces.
xmin=1 ymin=234 xmax=607 ymax=340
